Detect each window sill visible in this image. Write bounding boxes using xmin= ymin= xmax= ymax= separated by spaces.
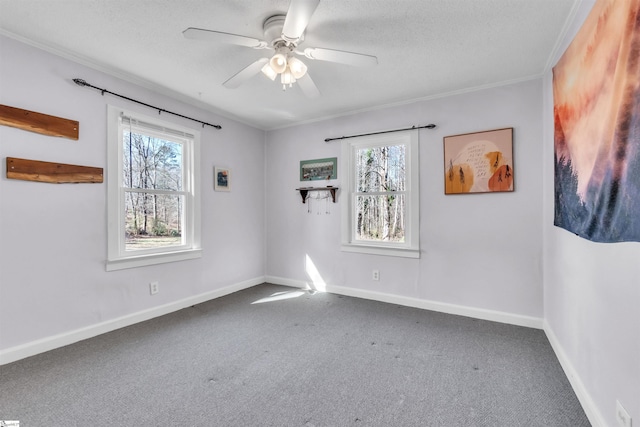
xmin=341 ymin=244 xmax=420 ymax=259
xmin=106 ymin=249 xmax=202 ymax=271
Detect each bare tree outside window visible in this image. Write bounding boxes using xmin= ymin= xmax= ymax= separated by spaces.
xmin=354 ymin=144 xmax=406 ymax=242
xmin=122 ymin=130 xmax=184 ymax=250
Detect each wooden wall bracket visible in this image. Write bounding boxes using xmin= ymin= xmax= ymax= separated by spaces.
xmin=0 ymin=104 xmax=79 ymax=140
xmin=6 ymin=157 xmax=103 ymax=184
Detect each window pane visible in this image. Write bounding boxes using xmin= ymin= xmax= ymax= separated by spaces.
xmin=354 ymin=194 xmax=405 ymax=242
xmin=123 ymin=131 xmax=183 ymax=191
xmin=125 ymin=192 xmax=184 ymax=251
xmin=356 ymin=145 xmax=405 ymax=192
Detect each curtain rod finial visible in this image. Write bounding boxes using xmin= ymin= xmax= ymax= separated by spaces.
xmin=73 ymin=78 xmax=88 ymax=87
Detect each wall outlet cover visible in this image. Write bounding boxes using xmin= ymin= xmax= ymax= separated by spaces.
xmin=149 ymin=282 xmax=159 ymax=295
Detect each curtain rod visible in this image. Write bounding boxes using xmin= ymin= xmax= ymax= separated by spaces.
xmin=72 ymin=78 xmax=222 ymax=130
xmin=324 ymin=124 xmax=436 ymax=142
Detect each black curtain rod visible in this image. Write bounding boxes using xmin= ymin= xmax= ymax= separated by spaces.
xmin=72 ymin=78 xmax=222 ymax=130
xmin=324 ymin=124 xmax=436 ymax=142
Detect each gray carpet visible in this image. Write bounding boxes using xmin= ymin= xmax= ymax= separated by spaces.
xmin=0 ymin=283 xmax=590 ymax=426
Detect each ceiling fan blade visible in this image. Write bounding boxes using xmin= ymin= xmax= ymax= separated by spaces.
xmin=223 ymin=58 xmax=269 ymax=89
xmin=303 ymin=47 xmax=378 ymax=67
xmin=297 ymin=73 xmax=320 ymax=98
xmin=282 ymin=0 xmax=320 ymax=42
xmin=183 ymin=27 xmax=268 ymax=49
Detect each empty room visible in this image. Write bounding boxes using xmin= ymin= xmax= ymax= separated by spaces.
xmin=0 ymin=0 xmax=638 ymax=426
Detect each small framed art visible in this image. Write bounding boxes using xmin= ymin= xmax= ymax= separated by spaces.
xmin=443 ymin=128 xmax=513 ymax=194
xmin=300 ymin=157 xmax=337 ymax=181
xmin=214 ymin=167 xmax=231 ymax=192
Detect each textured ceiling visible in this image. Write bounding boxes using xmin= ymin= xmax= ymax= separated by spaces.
xmin=0 ymin=0 xmax=578 ymax=130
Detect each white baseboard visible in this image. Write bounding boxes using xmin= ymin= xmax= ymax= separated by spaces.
xmin=0 ymin=276 xmax=265 ymax=365
xmin=543 ymin=320 xmax=606 ymax=427
xmin=265 ymin=275 xmax=543 ymax=329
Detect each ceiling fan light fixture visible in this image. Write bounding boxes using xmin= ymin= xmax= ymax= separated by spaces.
xmin=183 ymin=0 xmax=378 ymax=98
xmin=270 ymin=53 xmax=287 ymax=74
xmin=261 ymin=63 xmax=278 ymax=81
xmin=288 ymin=56 xmax=307 ymax=79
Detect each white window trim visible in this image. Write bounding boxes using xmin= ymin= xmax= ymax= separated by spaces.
xmin=106 ymin=105 xmax=201 ymax=271
xmin=340 ymin=130 xmax=420 ymax=258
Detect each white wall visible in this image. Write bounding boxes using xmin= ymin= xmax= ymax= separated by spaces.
xmin=3 ymin=6 xmax=638 ymax=424
xmin=542 ymin=0 xmax=640 ymax=425
xmin=0 ymin=35 xmax=266 ymax=358
xmin=265 ymin=79 xmax=544 ymax=325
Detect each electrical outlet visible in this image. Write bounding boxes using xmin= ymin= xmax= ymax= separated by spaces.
xmin=149 ymin=281 xmax=159 ymax=295
xmin=372 ymin=270 xmax=379 ymax=281
xmin=616 ymin=400 xmax=632 ymax=427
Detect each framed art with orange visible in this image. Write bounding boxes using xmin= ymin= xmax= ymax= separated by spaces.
xmin=443 ymin=128 xmax=514 ymax=194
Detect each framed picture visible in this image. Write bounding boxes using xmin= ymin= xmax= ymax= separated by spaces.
xmin=214 ymin=167 xmax=231 ymax=192
xmin=300 ymin=157 xmax=337 ymax=181
xmin=443 ymin=128 xmax=514 ymax=194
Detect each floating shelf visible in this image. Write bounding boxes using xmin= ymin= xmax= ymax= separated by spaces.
xmin=6 ymin=157 xmax=103 ymax=184
xmin=0 ymin=104 xmax=79 ymax=140
xmin=296 ymin=186 xmax=338 ymax=203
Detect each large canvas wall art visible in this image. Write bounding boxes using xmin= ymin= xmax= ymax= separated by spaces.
xmin=553 ymin=0 xmax=640 ymax=243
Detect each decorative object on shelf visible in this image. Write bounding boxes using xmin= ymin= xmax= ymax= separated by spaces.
xmin=296 ymin=187 xmax=338 ymax=215
xmin=300 ymin=157 xmax=337 ymax=181
xmin=296 ymin=186 xmax=338 ymax=203
xmin=6 ymin=157 xmax=103 ymax=184
xmin=443 ymin=128 xmax=513 ymax=194
xmin=214 ymin=167 xmax=231 ymax=191
xmin=0 ymin=104 xmax=79 ymax=140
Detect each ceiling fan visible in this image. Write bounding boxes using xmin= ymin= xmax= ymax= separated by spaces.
xmin=182 ymin=0 xmax=377 ymax=98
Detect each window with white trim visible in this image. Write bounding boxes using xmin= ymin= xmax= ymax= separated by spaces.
xmin=107 ymin=106 xmax=201 ymax=271
xmin=341 ymin=130 xmax=420 ymax=258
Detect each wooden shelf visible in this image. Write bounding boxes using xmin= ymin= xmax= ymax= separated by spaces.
xmin=6 ymin=157 xmax=103 ymax=184
xmin=296 ymin=186 xmax=338 ymax=203
xmin=0 ymin=104 xmax=79 ymax=140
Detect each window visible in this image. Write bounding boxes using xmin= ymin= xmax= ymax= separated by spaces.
xmin=107 ymin=106 xmax=201 ymax=270
xmin=341 ymin=130 xmax=420 ymax=258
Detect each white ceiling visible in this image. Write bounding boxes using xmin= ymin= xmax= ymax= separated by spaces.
xmin=0 ymin=0 xmax=578 ymax=130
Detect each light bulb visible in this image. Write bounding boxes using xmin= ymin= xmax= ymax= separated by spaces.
xmin=288 ymin=57 xmax=307 ymax=79
xmin=269 ymin=53 xmax=287 ymax=74
xmin=261 ymin=63 xmax=277 ymax=81
xmin=280 ymin=67 xmax=296 ymax=90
